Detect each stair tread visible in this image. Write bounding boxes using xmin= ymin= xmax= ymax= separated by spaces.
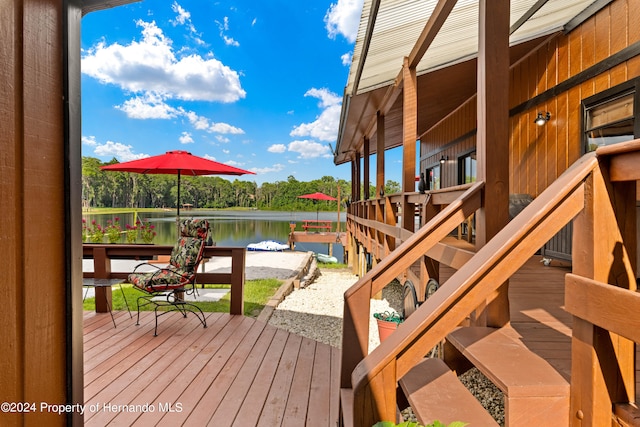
xmin=447 ymin=326 xmax=569 ymax=397
xmin=399 ymin=358 xmax=499 ymax=426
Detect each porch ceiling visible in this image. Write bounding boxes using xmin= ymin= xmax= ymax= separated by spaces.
xmin=335 ymin=0 xmax=609 ymax=165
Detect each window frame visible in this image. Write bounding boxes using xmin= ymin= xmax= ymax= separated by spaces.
xmin=581 ymin=78 xmax=640 ymax=154
xmin=457 ymin=149 xmax=477 ymax=185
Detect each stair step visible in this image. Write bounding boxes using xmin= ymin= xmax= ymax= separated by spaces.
xmin=446 ymin=326 xmax=569 ymax=426
xmin=399 ymin=357 xmax=499 ymax=426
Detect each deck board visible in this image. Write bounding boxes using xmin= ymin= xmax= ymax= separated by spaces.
xmin=84 ymin=310 xmax=340 ymax=426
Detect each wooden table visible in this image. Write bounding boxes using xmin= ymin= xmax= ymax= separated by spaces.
xmin=82 ymin=278 xmax=131 ymax=327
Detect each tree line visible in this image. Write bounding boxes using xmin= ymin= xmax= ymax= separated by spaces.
xmin=82 ymin=156 xmax=365 ymax=211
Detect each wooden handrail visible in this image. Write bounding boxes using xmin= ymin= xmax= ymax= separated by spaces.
xmin=340 ymin=181 xmax=485 ymax=387
xmin=565 ymin=274 xmax=640 ymax=344
xmin=82 ymin=244 xmax=246 ymax=315
xmin=344 ymin=153 xmax=599 ymax=426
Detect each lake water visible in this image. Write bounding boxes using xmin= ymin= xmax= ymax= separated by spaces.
xmin=83 ymin=209 xmax=347 ymax=260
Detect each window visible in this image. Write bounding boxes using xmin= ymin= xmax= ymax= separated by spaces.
xmin=583 ymin=80 xmax=640 ymax=153
xmin=458 ymin=151 xmax=477 ymax=184
xmin=426 ymin=165 xmax=440 ymax=190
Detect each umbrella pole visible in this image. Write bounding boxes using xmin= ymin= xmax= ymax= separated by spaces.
xmin=177 ymin=171 xmax=181 ymax=217
xmin=175 ymin=171 xmax=182 ymax=238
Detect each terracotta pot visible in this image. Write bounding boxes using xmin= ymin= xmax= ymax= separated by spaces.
xmin=376 ymin=318 xmax=399 ymax=342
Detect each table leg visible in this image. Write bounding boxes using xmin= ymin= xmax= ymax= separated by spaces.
xmin=95 ymin=286 xmax=113 ymax=313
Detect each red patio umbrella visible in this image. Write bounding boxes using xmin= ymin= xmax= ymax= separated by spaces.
xmin=101 ymin=150 xmax=255 ymax=216
xmin=297 ymin=192 xmax=338 ymax=202
xmin=298 ymin=192 xmax=337 ymax=221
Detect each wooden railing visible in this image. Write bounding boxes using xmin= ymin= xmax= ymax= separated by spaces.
xmin=348 ymin=184 xmax=476 ymax=260
xmin=83 ymin=244 xmax=246 ymax=315
xmin=564 ymin=140 xmax=640 ymax=425
xmin=341 ymin=152 xmax=601 ymax=426
xmin=340 ymin=181 xmax=484 ymax=387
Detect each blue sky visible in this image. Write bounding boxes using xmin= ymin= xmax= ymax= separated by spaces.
xmin=80 ymin=0 xmax=406 ymax=185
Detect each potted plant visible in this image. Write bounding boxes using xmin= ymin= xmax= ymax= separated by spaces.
xmin=87 ymin=220 xmax=105 ymax=243
xmin=125 ymin=223 xmax=138 ymax=243
xmin=137 ymin=219 xmax=157 ymax=244
xmin=105 ymin=217 xmax=122 ymax=243
xmin=373 ymin=310 xmax=403 ymax=342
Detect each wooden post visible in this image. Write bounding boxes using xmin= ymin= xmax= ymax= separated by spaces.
xmin=1 ymin=1 xmax=79 ymax=424
xmin=402 ymin=57 xmax=417 ymax=233
xmin=356 ymin=151 xmax=361 ymax=202
xmin=570 ymin=165 xmax=636 ymax=425
xmin=376 ymin=111 xmax=385 ymax=197
xmin=229 ymin=248 xmax=246 ymax=315
xmin=364 ymin=137 xmax=370 ymax=200
xmin=475 ymin=0 xmax=510 ymax=327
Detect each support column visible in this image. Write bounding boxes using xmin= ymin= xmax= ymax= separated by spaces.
xmin=1 ymin=1 xmax=83 ymax=424
xmin=570 ymin=166 xmax=636 ymax=425
xmin=363 ymin=137 xmax=370 ymax=200
xmin=402 ymin=57 xmax=417 ymax=233
xmin=376 ymin=111 xmax=385 ymax=197
xmin=355 ymin=152 xmax=361 ymax=202
xmin=475 ymin=0 xmax=510 ymax=327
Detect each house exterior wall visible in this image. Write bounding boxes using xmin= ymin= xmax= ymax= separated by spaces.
xmin=420 ymin=0 xmax=640 ymax=197
xmin=0 ymin=1 xmax=78 ymax=425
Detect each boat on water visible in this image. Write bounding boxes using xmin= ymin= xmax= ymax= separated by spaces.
xmin=316 ymin=253 xmax=338 ymax=264
xmin=246 ymin=240 xmax=290 ymax=252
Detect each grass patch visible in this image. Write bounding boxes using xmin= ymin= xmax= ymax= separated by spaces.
xmin=83 ymin=278 xmax=283 ymax=318
xmin=317 ymin=261 xmax=348 ymax=269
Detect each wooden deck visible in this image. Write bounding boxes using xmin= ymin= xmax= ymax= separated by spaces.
xmin=83 ymin=310 xmax=340 ymax=426
xmin=83 ymin=256 xmax=639 ymax=425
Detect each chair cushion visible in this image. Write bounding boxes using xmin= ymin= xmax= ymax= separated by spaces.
xmin=180 ymin=219 xmax=209 ymax=239
xmin=128 ymin=268 xmax=189 ymax=292
xmin=169 ymin=236 xmax=204 ymax=271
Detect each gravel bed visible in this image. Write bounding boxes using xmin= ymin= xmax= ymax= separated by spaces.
xmin=267 ymin=268 xmax=403 ymax=350
xmin=267 ymin=268 xmax=504 ymax=425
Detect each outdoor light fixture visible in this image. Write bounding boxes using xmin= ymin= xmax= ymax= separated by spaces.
xmin=440 ymin=155 xmax=447 ymax=164
xmin=534 ymin=111 xmax=551 ymax=126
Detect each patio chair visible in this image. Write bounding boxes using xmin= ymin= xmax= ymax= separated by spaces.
xmin=127 ymin=218 xmax=210 ymax=336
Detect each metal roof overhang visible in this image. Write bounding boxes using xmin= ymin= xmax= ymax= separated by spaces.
xmin=334 ymin=0 xmax=611 ymax=165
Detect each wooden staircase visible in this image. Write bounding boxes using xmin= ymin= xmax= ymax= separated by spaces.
xmin=338 ymin=141 xmax=640 ymax=426
xmin=397 ymin=326 xmax=569 ymax=425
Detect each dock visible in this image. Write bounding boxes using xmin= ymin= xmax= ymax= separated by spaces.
xmin=287 ymin=221 xmax=347 ymax=255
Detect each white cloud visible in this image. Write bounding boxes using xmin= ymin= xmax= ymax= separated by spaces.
xmin=92 ymin=140 xmax=149 ymax=162
xmin=268 ymin=144 xmax=287 ymax=153
xmin=290 ymin=88 xmax=342 ymax=142
xmin=216 ymin=135 xmax=230 ymax=143
xmin=183 ymin=110 xmax=244 ymax=135
xmin=216 ymin=17 xmax=240 ymax=47
xmin=179 ymin=131 xmax=194 ymax=144
xmin=82 ymin=20 xmax=245 ymax=103
xmin=171 ymin=2 xmax=190 ymax=27
xmin=341 ymin=52 xmax=352 ymax=66
xmin=116 ymin=93 xmax=179 ymax=119
xmin=82 ymin=135 xmax=98 ymax=146
xmin=226 ymin=159 xmax=246 ymax=167
xmin=325 ymin=0 xmax=363 ymax=43
xmin=222 ymin=149 xmax=230 ymax=154
xmin=287 ymin=140 xmax=332 ymax=159
xmin=209 ymin=122 xmax=244 ymax=134
xmin=252 ymin=164 xmax=285 ymax=174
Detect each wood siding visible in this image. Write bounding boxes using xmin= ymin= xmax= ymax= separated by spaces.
xmin=420 ymin=0 xmax=640 ymax=197
xmin=0 ymin=1 xmax=70 ymax=425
